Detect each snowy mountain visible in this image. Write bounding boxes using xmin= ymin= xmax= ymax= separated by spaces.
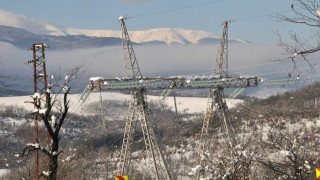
xmin=56 ymin=27 xmax=247 ymax=45
xmin=0 ymin=9 xmax=246 ymax=47
xmin=0 ymin=25 xmax=245 ymax=50
xmin=0 ymin=25 xmax=123 ymax=50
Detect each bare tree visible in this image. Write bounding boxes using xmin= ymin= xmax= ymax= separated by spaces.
xmin=18 ymin=66 xmax=82 ymax=180
xmin=0 ymin=73 xmax=8 ymax=87
xmin=276 ymin=0 xmax=320 ymax=73
xmin=258 ymin=124 xmax=320 ymax=180
xmin=189 ymin=133 xmax=257 ymax=179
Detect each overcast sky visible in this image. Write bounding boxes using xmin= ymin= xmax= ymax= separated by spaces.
xmin=0 ymin=0 xmax=308 ymax=44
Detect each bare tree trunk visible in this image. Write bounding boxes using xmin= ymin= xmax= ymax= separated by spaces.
xmin=49 ymin=135 xmax=59 ymax=180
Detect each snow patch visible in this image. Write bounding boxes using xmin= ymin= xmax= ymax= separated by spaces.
xmin=43 ymin=171 xmax=50 ymax=176
xmin=89 ymin=77 xmax=104 ymax=81
xmin=0 ymin=169 xmax=9 ymax=177
xmin=39 ymin=108 xmax=47 ymax=114
xmin=33 ymin=93 xmax=41 ymax=99
xmin=51 ymin=115 xmax=56 ymax=127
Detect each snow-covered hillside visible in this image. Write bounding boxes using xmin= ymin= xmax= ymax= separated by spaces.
xmin=2 ymin=83 xmax=320 ymax=179
xmin=0 ymin=9 xmax=246 ymax=45
xmin=58 ymin=27 xmax=235 ymax=45
xmin=0 ymin=92 xmax=243 ymax=115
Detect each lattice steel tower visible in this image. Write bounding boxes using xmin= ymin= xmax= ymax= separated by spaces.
xmin=117 ymin=16 xmax=172 ymax=180
xmin=88 ymin=18 xmax=257 ymax=179
xmin=195 ymin=21 xmax=238 ymax=179
xmin=27 ymin=43 xmax=49 ymax=180
xmin=214 ymin=21 xmax=228 ymax=77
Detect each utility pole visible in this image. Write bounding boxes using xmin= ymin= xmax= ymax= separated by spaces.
xmin=26 ymin=43 xmax=49 ymax=180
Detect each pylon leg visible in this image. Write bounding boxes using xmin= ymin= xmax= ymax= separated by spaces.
xmin=194 ymin=88 xmax=238 ymax=180
xmin=194 ymin=88 xmax=216 ymax=180
xmin=138 ymin=102 xmax=160 ymax=180
xmin=118 ymin=89 xmax=172 ymax=180
xmin=215 ymin=88 xmax=238 ymax=148
xmin=198 ymin=89 xmax=215 ymax=155
xmin=119 ymin=95 xmax=136 ymax=176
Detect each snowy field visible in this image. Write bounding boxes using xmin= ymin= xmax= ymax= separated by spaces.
xmin=0 ymin=169 xmax=9 ymax=178
xmin=0 ymin=92 xmax=243 ymax=115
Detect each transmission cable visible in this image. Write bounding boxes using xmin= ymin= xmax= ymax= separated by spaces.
xmin=129 ymin=0 xmax=229 ymax=19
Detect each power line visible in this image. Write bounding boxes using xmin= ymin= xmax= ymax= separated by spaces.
xmin=129 ymin=0 xmax=228 ymax=19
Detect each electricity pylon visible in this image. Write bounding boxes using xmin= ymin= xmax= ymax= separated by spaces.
xmin=195 ymin=21 xmax=238 ymax=179
xmin=89 ymin=18 xmax=258 ymax=179
xmin=26 ymin=43 xmax=49 ymax=180
xmin=117 ymin=16 xmax=172 ymax=180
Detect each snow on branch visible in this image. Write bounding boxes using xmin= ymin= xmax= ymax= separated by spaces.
xmin=19 ymin=143 xmax=63 ymax=158
xmin=20 ymin=143 xmax=50 ymax=157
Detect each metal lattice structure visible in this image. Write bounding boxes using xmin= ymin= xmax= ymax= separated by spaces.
xmin=88 ymin=18 xmax=258 ymax=179
xmin=119 ymin=16 xmax=142 ymax=79
xmin=195 ymin=21 xmax=238 ymax=180
xmin=198 ymin=87 xmax=237 ymax=154
xmin=214 ymin=21 xmax=228 ymax=77
xmin=117 ymin=17 xmax=172 ymax=180
xmin=90 ymin=76 xmax=257 ymax=91
xmin=31 ymin=43 xmax=49 ymax=103
xmin=27 ymin=43 xmax=49 ymax=180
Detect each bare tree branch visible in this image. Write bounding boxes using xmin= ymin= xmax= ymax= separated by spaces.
xmin=275 ymin=0 xmax=320 ymax=73
xmin=18 ymin=65 xmax=83 ymax=180
xmin=20 ymin=144 xmax=51 ymax=157
xmin=258 ymin=123 xmax=315 ymax=179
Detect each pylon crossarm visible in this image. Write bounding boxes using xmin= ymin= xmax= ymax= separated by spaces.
xmin=89 ymin=76 xmax=258 ymax=91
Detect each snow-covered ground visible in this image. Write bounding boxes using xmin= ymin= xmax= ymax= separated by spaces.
xmin=0 ymin=92 xmax=243 ymax=115
xmin=0 ymin=169 xmax=9 ymax=178
xmin=2 ymin=92 xmax=320 ymax=179
xmin=158 ymin=95 xmax=243 ymax=114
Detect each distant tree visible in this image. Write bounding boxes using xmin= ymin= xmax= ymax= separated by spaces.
xmin=276 ymin=0 xmax=320 ymax=72
xmin=18 ymin=66 xmax=82 ymax=180
xmin=0 ymin=62 xmax=9 ymax=87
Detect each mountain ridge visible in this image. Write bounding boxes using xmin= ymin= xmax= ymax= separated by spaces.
xmin=0 ymin=25 xmax=247 ymax=50
xmin=57 ymin=27 xmax=228 ymax=45
xmin=0 ymin=8 xmax=247 ymax=48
